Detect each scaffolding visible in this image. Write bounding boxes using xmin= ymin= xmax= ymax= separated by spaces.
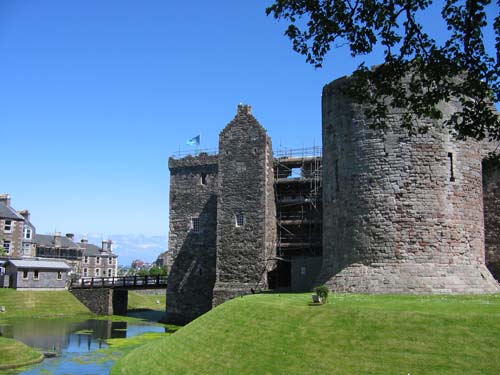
xmin=274 ymin=147 xmax=322 ymax=259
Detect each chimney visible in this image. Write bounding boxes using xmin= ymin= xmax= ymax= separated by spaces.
xmin=81 ymin=236 xmax=88 ymax=244
xmin=65 ymin=233 xmax=74 ymax=241
xmin=101 ymin=240 xmax=108 ymax=252
xmin=54 ymin=232 xmax=62 ymax=248
xmin=0 ymin=194 xmax=11 ymax=206
xmin=19 ymin=210 xmax=30 ymax=221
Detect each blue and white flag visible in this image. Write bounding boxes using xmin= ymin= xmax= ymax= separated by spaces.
xmin=186 ymin=134 xmax=201 ymax=146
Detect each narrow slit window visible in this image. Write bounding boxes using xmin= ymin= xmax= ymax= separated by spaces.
xmin=335 ymin=159 xmax=340 ymax=192
xmin=33 ymin=270 xmax=39 ymax=280
xmin=235 ymin=213 xmax=245 ymax=227
xmin=201 ymin=173 xmax=207 ymax=185
xmin=191 ymin=217 xmax=200 ymax=233
xmin=448 ymin=152 xmax=455 ymax=181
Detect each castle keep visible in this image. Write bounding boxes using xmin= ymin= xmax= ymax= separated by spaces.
xmin=167 ymin=105 xmax=322 ymax=324
xmin=167 ymin=80 xmax=500 ymax=324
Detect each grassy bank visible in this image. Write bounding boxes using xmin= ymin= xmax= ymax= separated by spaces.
xmin=0 ymin=289 xmax=90 ymax=321
xmin=127 ymin=291 xmax=166 ymax=311
xmin=113 ymin=293 xmax=500 ymax=375
xmin=0 ymin=337 xmax=44 ymax=370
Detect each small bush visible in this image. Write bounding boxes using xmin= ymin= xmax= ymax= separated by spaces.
xmin=314 ymin=285 xmax=330 ymax=304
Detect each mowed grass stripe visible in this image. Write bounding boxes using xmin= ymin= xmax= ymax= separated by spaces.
xmin=113 ymin=293 xmax=500 ymax=375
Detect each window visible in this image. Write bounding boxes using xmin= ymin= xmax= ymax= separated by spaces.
xmin=95 ymin=269 xmax=100 ymax=277
xmin=22 ymin=271 xmax=29 ymax=279
xmin=22 ymin=243 xmax=31 ymax=255
xmin=191 ymin=217 xmax=200 ymax=233
xmin=57 ymin=271 xmax=63 ymax=280
xmin=4 ymin=220 xmax=12 ymax=233
xmin=107 ymin=269 xmax=112 ymax=277
xmin=83 ymin=268 xmax=88 ymax=277
xmin=96 ymin=257 xmax=100 ymax=265
xmin=448 ymin=152 xmax=455 ymax=182
xmin=108 ymin=257 xmax=112 ymax=265
xmin=23 ymin=226 xmax=32 ymax=239
xmin=33 ymin=270 xmax=39 ymax=280
xmin=84 ymin=256 xmax=89 ymax=264
xmin=200 ymin=173 xmax=207 ymax=185
xmin=235 ymin=213 xmax=245 ymax=227
xmin=3 ymin=240 xmax=10 ymax=254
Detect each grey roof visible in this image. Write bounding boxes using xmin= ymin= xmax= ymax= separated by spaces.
xmin=79 ymin=243 xmax=118 ymax=258
xmin=5 ymin=259 xmax=71 ymax=270
xmin=34 ymin=234 xmax=79 ymax=249
xmin=0 ymin=203 xmax=24 ymax=220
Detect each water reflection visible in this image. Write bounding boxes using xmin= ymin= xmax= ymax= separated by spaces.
xmin=0 ymin=318 xmax=166 ymax=375
xmin=0 ymin=319 xmax=129 ymax=352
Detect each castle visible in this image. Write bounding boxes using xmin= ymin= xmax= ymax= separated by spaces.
xmin=166 ymin=78 xmax=500 ymax=325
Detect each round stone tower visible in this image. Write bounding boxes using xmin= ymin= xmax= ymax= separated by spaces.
xmin=319 ymin=76 xmax=500 ymax=294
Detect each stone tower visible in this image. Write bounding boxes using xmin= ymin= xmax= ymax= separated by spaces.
xmin=212 ymin=104 xmax=277 ymax=306
xmin=319 ymin=76 xmax=500 ymax=294
xmin=166 ymin=153 xmax=218 ymax=325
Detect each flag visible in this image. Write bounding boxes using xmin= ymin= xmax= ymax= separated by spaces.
xmin=186 ymin=135 xmax=201 ymax=147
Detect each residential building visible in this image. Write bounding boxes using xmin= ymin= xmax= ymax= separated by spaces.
xmin=35 ymin=233 xmax=83 ymax=276
xmin=0 ymin=194 xmax=36 ymax=257
xmin=78 ymin=238 xmax=118 ymax=278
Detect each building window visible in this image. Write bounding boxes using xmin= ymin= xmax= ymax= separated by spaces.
xmin=96 ymin=257 xmax=100 ymax=265
xmin=84 ymin=256 xmax=89 ymax=264
xmin=33 ymin=270 xmax=39 ymax=280
xmin=4 ymin=220 xmax=12 ymax=233
xmin=23 ymin=226 xmax=32 ymax=239
xmin=3 ymin=240 xmax=11 ymax=254
xmin=235 ymin=213 xmax=245 ymax=227
xmin=107 ymin=269 xmax=112 ymax=277
xmin=83 ymin=268 xmax=88 ymax=277
xmin=57 ymin=271 xmax=63 ymax=280
xmin=95 ymin=269 xmax=100 ymax=277
xmin=22 ymin=243 xmax=31 ymax=255
xmin=200 ymin=173 xmax=207 ymax=185
xmin=22 ymin=271 xmax=29 ymax=279
xmin=108 ymin=257 xmax=112 ymax=265
xmin=191 ymin=217 xmax=200 ymax=233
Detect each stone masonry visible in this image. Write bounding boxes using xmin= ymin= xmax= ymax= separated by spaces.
xmin=212 ymin=104 xmax=277 ymax=306
xmin=483 ymin=160 xmax=500 ymax=279
xmin=166 ymin=153 xmax=218 ymax=325
xmin=319 ymin=76 xmax=500 ymax=293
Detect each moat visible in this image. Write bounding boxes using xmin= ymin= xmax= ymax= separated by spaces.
xmin=0 ymin=314 xmax=167 ymax=375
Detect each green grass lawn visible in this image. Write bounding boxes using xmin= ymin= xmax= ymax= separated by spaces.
xmin=0 ymin=289 xmax=90 ymax=321
xmin=0 ymin=337 xmax=43 ymax=370
xmin=127 ymin=291 xmax=166 ymax=311
xmin=112 ymin=293 xmax=500 ymax=375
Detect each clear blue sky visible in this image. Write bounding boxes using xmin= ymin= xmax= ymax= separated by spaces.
xmin=1 ymin=0 xmax=499 ymax=237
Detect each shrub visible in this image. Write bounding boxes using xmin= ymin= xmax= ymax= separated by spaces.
xmin=314 ymin=285 xmax=330 ymax=304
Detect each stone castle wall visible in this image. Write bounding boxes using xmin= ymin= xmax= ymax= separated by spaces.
xmin=319 ymin=77 xmax=499 ymax=294
xmin=483 ymin=161 xmax=500 ymax=279
xmin=166 ymin=153 xmax=218 ymax=324
xmin=212 ymin=105 xmax=277 ymax=306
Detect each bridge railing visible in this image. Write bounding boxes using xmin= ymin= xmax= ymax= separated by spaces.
xmin=70 ymin=275 xmax=168 ymax=289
